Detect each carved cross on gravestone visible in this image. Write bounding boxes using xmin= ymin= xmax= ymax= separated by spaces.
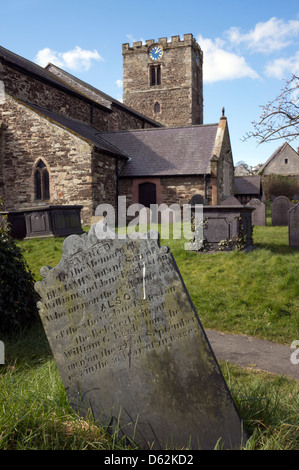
xmin=35 ymin=223 xmax=247 ymax=450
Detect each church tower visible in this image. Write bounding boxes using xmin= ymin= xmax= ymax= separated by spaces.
xmin=122 ymin=34 xmax=203 ymax=127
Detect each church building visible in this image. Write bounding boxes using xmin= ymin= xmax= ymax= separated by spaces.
xmin=0 ymin=34 xmax=234 ymax=226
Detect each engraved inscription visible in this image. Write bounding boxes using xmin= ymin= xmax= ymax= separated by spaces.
xmin=34 ymin=224 xmax=246 ymax=450
xmin=36 ymin=233 xmax=198 ymax=384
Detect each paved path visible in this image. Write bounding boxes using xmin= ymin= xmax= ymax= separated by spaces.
xmin=205 ymin=329 xmax=299 ymax=380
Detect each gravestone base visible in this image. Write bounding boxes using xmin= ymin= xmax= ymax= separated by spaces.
xmin=35 ymin=223 xmax=248 ymax=450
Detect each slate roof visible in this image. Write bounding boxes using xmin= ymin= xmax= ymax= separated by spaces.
xmin=99 ymin=125 xmax=219 ymax=177
xmin=234 ymin=176 xmax=262 ymax=195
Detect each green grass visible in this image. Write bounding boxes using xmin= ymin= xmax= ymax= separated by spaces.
xmin=16 ymin=224 xmax=299 ymax=345
xmin=1 ymin=220 xmax=297 ymax=450
xmin=0 ymin=322 xmax=298 ymax=450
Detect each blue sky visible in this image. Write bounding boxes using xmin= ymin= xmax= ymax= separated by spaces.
xmin=1 ymin=0 xmax=299 ymax=167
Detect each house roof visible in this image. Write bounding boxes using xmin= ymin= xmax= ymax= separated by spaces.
xmin=98 ymin=124 xmax=219 ymax=177
xmin=234 ymin=176 xmax=262 ymax=195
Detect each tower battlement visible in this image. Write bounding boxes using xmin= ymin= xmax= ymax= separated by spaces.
xmin=122 ymin=34 xmax=202 ymax=55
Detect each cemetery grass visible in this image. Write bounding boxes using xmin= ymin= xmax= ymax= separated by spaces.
xmin=0 ymin=224 xmax=297 ymax=450
xmin=0 ymin=322 xmax=298 ymax=450
xmin=17 ymin=224 xmax=298 ymax=344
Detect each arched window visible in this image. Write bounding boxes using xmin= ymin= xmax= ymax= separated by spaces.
xmin=150 ymin=65 xmax=161 ymax=86
xmin=34 ymin=160 xmax=50 ymax=200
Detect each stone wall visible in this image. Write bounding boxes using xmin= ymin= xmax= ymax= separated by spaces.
xmin=211 ymin=116 xmax=234 ymax=203
xmin=0 ymin=96 xmax=117 ymax=224
xmin=118 ymin=175 xmax=209 ymax=211
xmin=123 ymin=34 xmax=203 ymax=127
xmin=1 ymin=63 xmax=157 ymax=133
xmin=262 ymin=145 xmax=299 ymax=176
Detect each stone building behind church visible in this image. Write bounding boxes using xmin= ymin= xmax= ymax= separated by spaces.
xmin=0 ymin=34 xmax=234 ymax=227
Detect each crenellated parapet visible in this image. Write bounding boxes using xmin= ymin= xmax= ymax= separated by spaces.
xmin=122 ymin=33 xmax=202 ymax=59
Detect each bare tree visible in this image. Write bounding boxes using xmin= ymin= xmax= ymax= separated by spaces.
xmin=243 ymin=74 xmax=299 ymax=144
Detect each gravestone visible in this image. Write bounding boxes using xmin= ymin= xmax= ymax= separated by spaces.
xmin=189 ymin=206 xmax=254 ymax=252
xmin=189 ymin=194 xmax=207 ymax=205
xmin=246 ymin=198 xmax=266 ymax=226
xmin=35 ymin=223 xmax=247 ymax=450
xmin=289 ymin=203 xmax=299 ymax=249
xmin=271 ymin=196 xmax=294 ymax=226
xmin=220 ymin=197 xmax=241 ymax=205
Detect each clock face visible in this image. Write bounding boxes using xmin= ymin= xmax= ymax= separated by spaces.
xmin=149 ymin=45 xmax=163 ymax=61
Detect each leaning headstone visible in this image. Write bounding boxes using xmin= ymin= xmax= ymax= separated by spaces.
xmin=246 ymin=198 xmax=266 ymax=226
xmin=220 ymin=197 xmax=241 ymax=205
xmin=271 ymin=196 xmax=294 ymax=226
xmin=35 ymin=223 xmax=247 ymax=450
xmin=289 ymin=203 xmax=299 ymax=249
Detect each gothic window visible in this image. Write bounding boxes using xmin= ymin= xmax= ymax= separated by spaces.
xmin=34 ymin=160 xmax=50 ymax=200
xmin=154 ymin=102 xmax=160 ymax=113
xmin=150 ymin=65 xmax=161 ymax=86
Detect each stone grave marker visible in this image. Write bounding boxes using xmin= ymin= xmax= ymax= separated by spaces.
xmin=289 ymin=203 xmax=299 ymax=249
xmin=271 ymin=196 xmax=294 ymax=226
xmin=35 ymin=223 xmax=247 ymax=450
xmin=189 ymin=193 xmax=207 ymax=205
xmin=220 ymin=197 xmax=241 ymax=205
xmin=246 ymin=198 xmax=266 ymax=226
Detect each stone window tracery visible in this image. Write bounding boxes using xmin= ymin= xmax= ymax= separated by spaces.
xmin=34 ymin=159 xmax=50 ymax=200
xmin=150 ymin=65 xmax=161 ymax=86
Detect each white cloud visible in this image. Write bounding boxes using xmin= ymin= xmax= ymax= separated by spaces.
xmin=126 ymin=34 xmax=145 ymax=45
xmin=115 ymin=79 xmax=123 ymax=88
xmin=198 ymin=35 xmax=259 ymax=83
xmin=264 ymin=51 xmax=299 ymax=79
xmin=226 ymin=17 xmax=299 ymax=54
xmin=35 ymin=46 xmax=103 ymax=71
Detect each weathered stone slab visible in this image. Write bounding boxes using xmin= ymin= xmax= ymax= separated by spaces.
xmin=289 ymin=203 xmax=299 ymax=249
xmin=246 ymin=198 xmax=266 ymax=226
xmin=35 ymin=223 xmax=247 ymax=450
xmin=189 ymin=206 xmax=254 ymax=252
xmin=271 ymin=196 xmax=294 ymax=226
xmin=0 ymin=205 xmax=84 ymax=239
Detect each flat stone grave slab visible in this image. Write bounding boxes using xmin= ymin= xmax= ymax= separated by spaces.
xmin=289 ymin=203 xmax=299 ymax=249
xmin=35 ymin=223 xmax=247 ymax=450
